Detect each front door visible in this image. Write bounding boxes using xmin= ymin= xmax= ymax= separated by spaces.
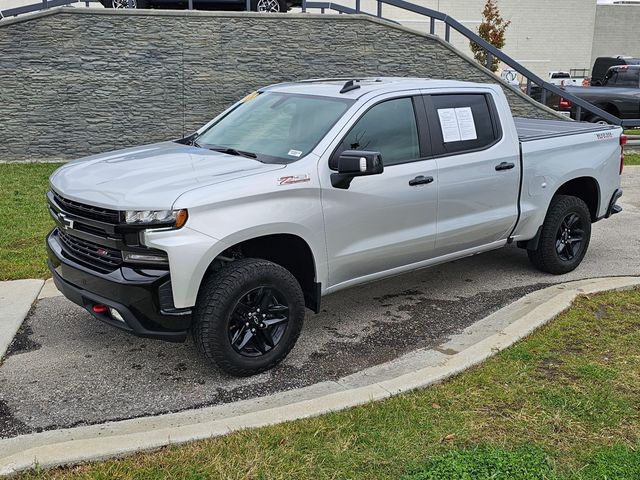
xmin=319 ymin=95 xmax=439 ymax=289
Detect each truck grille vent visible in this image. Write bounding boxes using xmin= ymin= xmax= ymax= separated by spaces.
xmin=58 ymin=230 xmax=122 ymax=271
xmin=53 ymin=192 xmax=120 ymax=224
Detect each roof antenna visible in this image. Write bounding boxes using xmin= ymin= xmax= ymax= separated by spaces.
xmin=340 ymin=79 xmax=361 ymax=94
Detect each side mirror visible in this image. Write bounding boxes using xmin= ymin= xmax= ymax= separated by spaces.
xmin=330 ymin=150 xmax=384 ymax=189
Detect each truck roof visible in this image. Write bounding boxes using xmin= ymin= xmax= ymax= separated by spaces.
xmin=262 ymin=77 xmax=494 ymax=98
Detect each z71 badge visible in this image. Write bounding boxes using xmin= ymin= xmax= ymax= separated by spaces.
xmin=278 ymin=174 xmax=311 ymax=186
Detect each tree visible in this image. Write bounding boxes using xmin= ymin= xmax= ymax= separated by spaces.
xmin=470 ymin=0 xmax=511 ymax=72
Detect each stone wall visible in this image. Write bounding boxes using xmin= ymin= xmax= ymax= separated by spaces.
xmin=0 ymin=8 xmax=559 ymax=161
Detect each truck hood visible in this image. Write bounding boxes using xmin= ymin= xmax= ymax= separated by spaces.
xmin=50 ymin=142 xmax=285 ymax=210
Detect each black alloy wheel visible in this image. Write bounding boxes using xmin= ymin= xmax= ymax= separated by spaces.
xmin=228 ymin=286 xmax=290 ymax=357
xmin=555 ymin=212 xmax=585 ymax=262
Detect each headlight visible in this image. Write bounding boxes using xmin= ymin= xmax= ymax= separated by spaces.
xmin=124 ymin=209 xmax=188 ymax=228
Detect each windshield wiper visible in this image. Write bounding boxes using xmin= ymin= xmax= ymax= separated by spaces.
xmin=209 ymin=146 xmax=258 ymax=159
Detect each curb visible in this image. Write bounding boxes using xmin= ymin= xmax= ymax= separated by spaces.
xmin=37 ymin=278 xmax=62 ymax=300
xmin=1 ymin=275 xmax=638 ymax=476
xmin=0 ymin=279 xmax=44 ymax=360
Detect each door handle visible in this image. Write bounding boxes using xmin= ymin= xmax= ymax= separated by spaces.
xmin=495 ymin=162 xmax=515 ymax=171
xmin=409 ymin=175 xmax=434 ymax=186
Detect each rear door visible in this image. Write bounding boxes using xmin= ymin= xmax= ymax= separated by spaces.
xmin=422 ymin=92 xmax=520 ymax=257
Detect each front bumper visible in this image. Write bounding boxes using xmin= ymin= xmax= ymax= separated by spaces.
xmin=47 ymin=229 xmax=191 ymax=342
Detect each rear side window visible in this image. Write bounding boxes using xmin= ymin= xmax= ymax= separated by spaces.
xmin=332 ymin=97 xmax=421 ymax=167
xmin=606 ymin=69 xmax=640 ymax=87
xmin=427 ymin=94 xmax=500 ymax=156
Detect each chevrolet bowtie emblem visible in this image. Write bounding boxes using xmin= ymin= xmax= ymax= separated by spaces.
xmin=58 ymin=212 xmax=74 ymax=230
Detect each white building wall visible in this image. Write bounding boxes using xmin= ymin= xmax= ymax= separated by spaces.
xmin=357 ymin=0 xmax=596 ymax=78
xmin=591 ymin=5 xmax=640 ymax=63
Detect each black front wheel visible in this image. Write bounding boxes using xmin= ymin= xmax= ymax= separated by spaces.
xmin=251 ymin=0 xmax=287 ymax=12
xmin=193 ymin=258 xmax=305 ymax=376
xmin=101 ymin=0 xmax=148 ymax=8
xmin=527 ymin=195 xmax=592 ymax=274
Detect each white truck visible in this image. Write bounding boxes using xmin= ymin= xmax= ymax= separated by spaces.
xmin=47 ymin=78 xmax=626 ymax=376
xmin=548 ymin=71 xmax=580 ymax=86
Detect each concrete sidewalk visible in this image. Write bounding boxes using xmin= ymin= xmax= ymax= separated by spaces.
xmin=0 ymin=279 xmax=44 ymax=360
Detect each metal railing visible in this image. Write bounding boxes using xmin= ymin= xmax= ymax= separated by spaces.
xmin=302 ymin=0 xmax=640 ymax=128
xmin=0 ymin=0 xmax=98 ymax=18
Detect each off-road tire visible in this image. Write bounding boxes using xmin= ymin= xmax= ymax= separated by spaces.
xmin=527 ymin=195 xmax=592 ymax=274
xmin=192 ymin=258 xmax=305 ymax=376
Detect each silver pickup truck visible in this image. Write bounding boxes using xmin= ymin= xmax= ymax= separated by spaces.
xmin=46 ymin=78 xmax=626 ymax=376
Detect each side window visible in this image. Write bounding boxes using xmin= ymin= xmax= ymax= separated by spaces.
xmin=616 ymin=70 xmax=640 ymax=87
xmin=428 ymin=94 xmax=499 ymax=156
xmin=332 ymin=97 xmax=421 ymax=167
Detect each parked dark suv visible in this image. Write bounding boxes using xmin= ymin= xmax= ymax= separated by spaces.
xmin=538 ymin=65 xmax=640 ymax=126
xmin=100 ymin=0 xmax=294 ymax=12
xmin=591 ymin=56 xmax=640 ymax=86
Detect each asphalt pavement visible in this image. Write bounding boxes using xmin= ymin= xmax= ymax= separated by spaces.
xmin=0 ymin=169 xmax=638 ymax=438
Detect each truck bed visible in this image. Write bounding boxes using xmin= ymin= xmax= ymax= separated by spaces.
xmin=514 ymin=117 xmax=617 ymax=142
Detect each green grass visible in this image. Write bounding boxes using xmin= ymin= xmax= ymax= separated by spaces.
xmin=21 ymin=289 xmax=640 ymax=479
xmin=624 ymin=129 xmax=640 ymax=136
xmin=402 ymin=446 xmax=558 ymax=480
xmin=0 ymin=163 xmax=61 ymax=280
xmin=626 ymin=152 xmax=640 ymax=166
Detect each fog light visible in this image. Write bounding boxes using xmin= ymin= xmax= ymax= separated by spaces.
xmin=122 ymin=251 xmax=169 ymax=265
xmin=109 ymin=308 xmax=124 ymax=323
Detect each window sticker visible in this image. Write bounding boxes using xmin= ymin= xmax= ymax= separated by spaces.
xmin=239 ymin=91 xmax=260 ymax=103
xmin=437 ymin=108 xmax=461 ymax=142
xmin=455 ymin=107 xmax=477 ymax=141
xmin=287 ymin=149 xmax=303 ymax=157
xmin=437 ymin=107 xmax=478 ymax=142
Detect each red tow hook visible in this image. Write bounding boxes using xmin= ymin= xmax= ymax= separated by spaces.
xmin=92 ymin=304 xmax=108 ymax=314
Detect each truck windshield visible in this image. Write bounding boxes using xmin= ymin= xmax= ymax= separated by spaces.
xmin=195 ymin=92 xmax=354 ymax=163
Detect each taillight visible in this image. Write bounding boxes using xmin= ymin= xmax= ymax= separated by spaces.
xmin=559 ymin=98 xmax=572 ymax=109
xmin=620 ymin=134 xmax=627 ymax=174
